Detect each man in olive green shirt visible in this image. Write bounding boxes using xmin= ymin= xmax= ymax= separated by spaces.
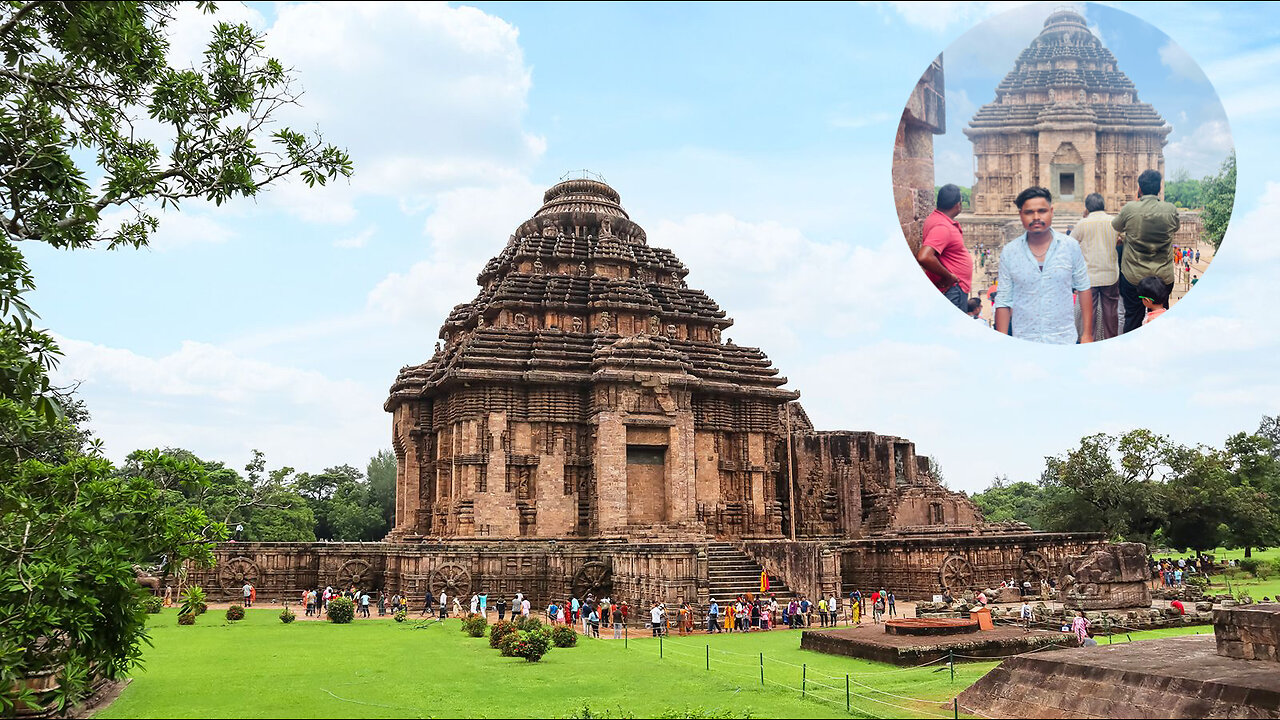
xmin=1112 ymin=169 xmax=1179 ymax=333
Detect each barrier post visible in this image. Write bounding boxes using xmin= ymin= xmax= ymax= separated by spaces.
xmin=660 ymin=634 xmax=663 ymax=659
xmin=954 ymin=698 xmax=959 ymax=719
xmin=759 ymin=652 xmax=764 ymax=686
xmin=846 ymin=674 xmax=850 ymax=713
xmin=949 ymin=650 xmax=955 ymax=682
xmin=802 ymin=664 xmax=806 ymax=697
xmin=706 ymin=644 xmax=709 ymax=670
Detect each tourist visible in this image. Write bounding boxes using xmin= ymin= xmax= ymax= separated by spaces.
xmin=422 ymin=589 xmax=434 ymax=616
xmin=242 ymin=581 xmax=253 ymax=608
xmin=495 ymin=596 xmax=507 ymax=621
xmin=571 ymin=596 xmax=580 ymax=624
xmin=1171 ymin=599 xmax=1185 ymax=615
xmin=976 ymin=590 xmax=988 ymax=607
xmin=967 ymin=297 xmax=982 ymax=319
xmin=1019 ymin=600 xmax=1033 ymax=632
xmin=479 ymin=591 xmax=488 ymax=619
xmin=994 ymin=186 xmax=1093 ymax=343
xmin=708 ymin=598 xmax=721 ymax=633
xmin=678 ymin=603 xmax=690 ymax=635
xmin=799 ymin=596 xmax=811 ymax=627
xmin=1071 ymin=611 xmax=1091 ymax=647
xmin=470 ymin=593 xmax=479 ymax=616
xmin=650 ymin=603 xmax=663 ymax=637
xmin=1070 ymin=193 xmax=1121 ymax=340
xmin=887 ymin=592 xmax=896 ymax=618
xmin=818 ymin=597 xmax=828 ymax=627
xmin=1022 ymin=579 xmax=1032 ymax=598
xmin=377 ymin=590 xmax=386 ymax=616
xmin=438 ymin=590 xmax=448 ymax=620
xmin=612 ymin=602 xmax=625 ymax=639
xmin=725 ymin=599 xmax=736 ymax=633
xmin=750 ymin=598 xmax=761 ymax=631
xmin=872 ymin=595 xmax=885 ymax=624
xmin=1137 ymin=276 xmax=1171 ymax=326
xmin=453 ymin=595 xmax=464 ymax=617
xmin=917 ymin=183 xmax=973 ymax=311
xmin=1113 ymin=169 xmax=1179 ymax=334
xmin=360 ymin=591 xmax=371 ymax=618
xmin=303 ymin=588 xmax=313 ymax=617
xmin=250 ymin=583 xmax=256 ymax=606
xmin=827 ymin=593 xmax=838 ymax=627
xmin=850 ymin=597 xmax=861 ymax=626
xmin=547 ymin=600 xmax=558 ymax=624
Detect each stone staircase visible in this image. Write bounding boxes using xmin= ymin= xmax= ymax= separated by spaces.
xmin=706 ymin=542 xmax=797 ymax=603
xmin=1052 ymin=210 xmax=1082 ymax=235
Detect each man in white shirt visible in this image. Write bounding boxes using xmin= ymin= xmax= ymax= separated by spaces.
xmin=1069 ymin=193 xmax=1121 ymax=340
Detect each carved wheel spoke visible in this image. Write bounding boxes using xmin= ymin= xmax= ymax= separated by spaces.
xmin=217 ymin=557 xmax=260 ymax=593
xmin=336 ymin=559 xmax=372 ymax=590
xmin=939 ymin=556 xmax=973 ymax=593
xmin=572 ymin=561 xmax=612 ymax=598
xmin=1020 ymin=552 xmax=1049 ymax=582
xmin=430 ymin=564 xmax=472 ymax=598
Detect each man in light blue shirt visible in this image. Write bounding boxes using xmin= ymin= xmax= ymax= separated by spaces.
xmin=995 ymin=187 xmax=1094 ymax=344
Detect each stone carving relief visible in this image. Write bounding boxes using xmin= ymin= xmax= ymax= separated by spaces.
xmin=665 ymin=323 xmax=677 ymax=339
xmin=217 ymin=557 xmax=260 ymax=593
xmin=514 ymin=313 xmax=527 ymax=329
xmin=648 ymin=315 xmax=660 ymax=335
xmin=597 ymin=312 xmax=612 ymax=333
xmin=571 ymin=317 xmax=583 ymax=333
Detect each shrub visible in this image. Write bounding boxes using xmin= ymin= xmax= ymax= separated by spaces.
xmin=514 ymin=615 xmax=544 ymax=633
xmin=177 ymin=613 xmax=195 ymax=626
xmin=498 ymin=630 xmax=522 ymax=657
xmin=279 ymin=607 xmax=296 ymax=624
xmin=490 ymin=619 xmax=517 ymax=649
xmin=1185 ymin=574 xmax=1208 ymax=590
xmin=327 ymin=596 xmax=355 ymax=624
xmin=225 ymin=604 xmax=245 ymax=622
xmin=551 ymin=625 xmax=578 ymax=648
xmin=461 ymin=613 xmax=488 ymax=637
xmin=141 ymin=595 xmax=163 ymax=614
xmin=178 ymin=586 xmax=207 ymax=624
xmin=1239 ymin=557 xmax=1264 ymax=576
xmin=510 ymin=629 xmax=552 ymax=662
xmin=394 ymin=611 xmax=407 ymax=623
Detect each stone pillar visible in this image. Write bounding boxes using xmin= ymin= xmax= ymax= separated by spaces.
xmin=594 ymin=412 xmax=628 ymax=533
xmin=667 ymin=410 xmax=697 ymax=523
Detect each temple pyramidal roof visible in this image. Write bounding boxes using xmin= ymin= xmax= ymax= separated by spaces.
xmin=387 ymin=178 xmax=797 ymax=406
xmin=966 ymin=8 xmax=1167 ymax=133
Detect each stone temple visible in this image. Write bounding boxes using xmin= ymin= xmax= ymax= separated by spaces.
xmin=195 ymin=177 xmax=1100 ymax=605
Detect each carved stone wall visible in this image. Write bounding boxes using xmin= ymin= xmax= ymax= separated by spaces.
xmin=1060 ymin=541 xmax=1152 ymax=609
xmin=895 ymin=55 xmax=946 ymax=254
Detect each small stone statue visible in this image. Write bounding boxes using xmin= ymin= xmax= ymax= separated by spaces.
xmin=665 ymin=323 xmax=677 ymax=339
xmin=711 ymin=327 xmax=721 ymax=342
xmin=571 ymin=317 xmax=583 ymax=332
xmin=515 ymin=312 xmax=527 ymax=329
xmin=648 ymin=315 xmax=660 ymax=335
xmin=578 ymin=262 xmax=588 ymax=276
xmin=598 ymin=312 xmax=612 ymax=333
xmin=533 ymin=259 xmax=543 ymax=273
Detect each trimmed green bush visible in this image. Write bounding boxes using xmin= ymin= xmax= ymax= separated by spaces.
xmin=141 ymin=595 xmax=163 ymax=614
xmin=225 ymin=604 xmax=245 ymax=622
xmin=498 ymin=630 xmax=521 ymax=657
xmin=1185 ymin=574 xmax=1208 ymax=590
xmin=551 ymin=625 xmax=578 ymax=648
xmin=510 ymin=629 xmax=552 ymax=662
xmin=1239 ymin=557 xmax=1264 ymax=576
xmin=177 ymin=612 xmax=195 ymax=626
xmin=394 ymin=610 xmax=407 ymax=623
xmin=327 ymin=596 xmax=355 ymax=624
xmin=461 ymin=613 xmax=488 ymax=637
xmin=490 ymin=619 xmax=517 ymax=649
xmin=280 ymin=607 xmax=296 ymax=624
xmin=514 ymin=615 xmax=544 ymax=633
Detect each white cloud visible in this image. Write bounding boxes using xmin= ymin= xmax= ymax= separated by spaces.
xmin=96 ymin=205 xmax=236 ymax=250
xmin=334 ymin=225 xmax=377 ymax=249
xmin=1229 ymin=182 xmax=1280 ymax=262
xmin=366 ymin=179 xmax=544 ymax=326
xmin=52 ymin=334 xmax=386 ymax=469
xmin=1165 ymin=119 xmax=1234 ymax=178
xmin=878 ymin=1 xmax=1025 ymax=35
xmin=1159 ymin=40 xmax=1206 ymax=83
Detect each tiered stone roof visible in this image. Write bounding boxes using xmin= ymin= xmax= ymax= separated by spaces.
xmin=968 ymin=8 xmax=1166 ymax=132
xmin=387 ymin=179 xmax=794 ymax=408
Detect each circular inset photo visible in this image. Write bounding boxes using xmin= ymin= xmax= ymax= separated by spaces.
xmin=892 ymin=3 xmax=1234 ymax=344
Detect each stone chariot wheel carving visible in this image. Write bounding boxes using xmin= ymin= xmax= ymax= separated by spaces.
xmin=572 ymin=561 xmax=612 ymax=598
xmin=939 ymin=555 xmax=974 ymax=593
xmin=1020 ymin=551 xmax=1049 ymax=583
xmin=430 ymin=564 xmax=472 ymax=599
xmin=335 ymin=559 xmax=372 ymax=590
xmin=217 ymin=557 xmax=260 ymax=594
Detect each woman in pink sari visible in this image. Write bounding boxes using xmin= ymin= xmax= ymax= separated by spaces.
xmin=1071 ymin=611 xmax=1091 ymax=646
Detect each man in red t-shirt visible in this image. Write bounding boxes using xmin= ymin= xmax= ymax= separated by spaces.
xmin=917 ymin=184 xmax=973 ymax=311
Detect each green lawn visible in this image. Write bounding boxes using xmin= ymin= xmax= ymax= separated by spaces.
xmin=1205 ymin=548 xmax=1280 ymax=601
xmin=96 ymin=611 xmax=1210 ymax=719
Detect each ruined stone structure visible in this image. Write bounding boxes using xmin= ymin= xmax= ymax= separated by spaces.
xmin=192 ymin=175 xmax=1104 ymax=604
xmin=894 ymin=54 xmax=945 ymax=255
xmin=959 ymin=604 xmax=1280 ymax=718
xmin=965 ymin=8 xmax=1169 ymax=216
xmin=1059 ymin=542 xmax=1151 ymax=610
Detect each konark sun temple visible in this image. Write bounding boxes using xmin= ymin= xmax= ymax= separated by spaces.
xmin=196 ymin=176 xmax=1100 ymax=604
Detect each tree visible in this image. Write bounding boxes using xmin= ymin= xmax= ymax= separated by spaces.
xmin=0 ymin=4 xmax=349 ymax=709
xmin=294 ymin=464 xmax=386 ymax=541
xmin=367 ymin=449 xmax=396 ymax=531
xmin=1163 ymin=169 xmax=1203 ymax=209
xmin=970 ymin=476 xmax=1048 ymax=528
xmin=1218 ymin=432 xmax=1280 ymax=557
xmin=1200 ymin=151 xmax=1236 ymax=250
xmin=0 ymin=454 xmax=223 ymax=714
xmin=1039 ymin=430 xmax=1172 ymax=541
xmin=1 ymin=1 xmax=352 ymax=250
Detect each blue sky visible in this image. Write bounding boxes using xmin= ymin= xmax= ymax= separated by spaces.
xmin=25 ymin=1 xmax=1280 ymax=494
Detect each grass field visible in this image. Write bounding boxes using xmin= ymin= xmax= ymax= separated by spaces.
xmin=1210 ymin=547 xmax=1280 ymax=601
xmin=95 ymin=611 xmax=1211 ymax=719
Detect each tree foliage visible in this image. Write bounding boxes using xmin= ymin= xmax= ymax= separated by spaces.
xmin=972 ymin=417 xmax=1280 ymax=554
xmin=1164 ymin=169 xmax=1204 ymax=209
xmin=1201 ymin=151 xmax=1236 ymax=250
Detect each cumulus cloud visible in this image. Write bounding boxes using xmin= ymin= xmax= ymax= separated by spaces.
xmin=878 ymin=1 xmax=1026 ymax=36
xmin=51 ymin=334 xmax=386 ymax=469
xmin=334 ymin=225 xmax=377 ymax=249
xmin=1165 ymin=119 xmax=1234 ymax=178
xmin=1159 ymin=40 xmax=1207 ymax=83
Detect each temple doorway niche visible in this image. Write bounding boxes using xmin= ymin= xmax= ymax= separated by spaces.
xmin=1050 ymin=142 xmax=1084 ymax=202
xmin=626 ymin=426 xmax=668 ymax=524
